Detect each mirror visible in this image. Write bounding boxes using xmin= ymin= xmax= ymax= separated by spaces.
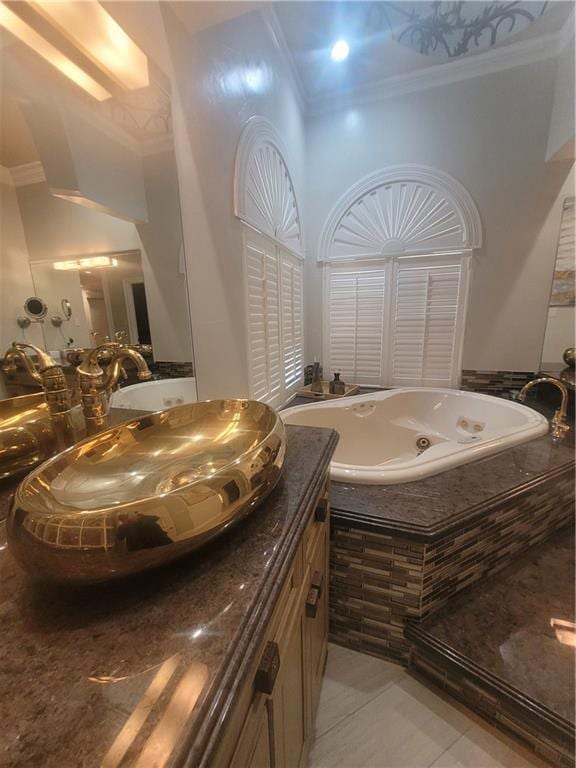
xmin=30 ymin=250 xmax=152 ymax=350
xmin=541 ymin=196 xmax=575 ymax=374
xmin=0 ymin=9 xmax=195 ymax=381
xmin=23 ymin=296 xmax=48 ymax=321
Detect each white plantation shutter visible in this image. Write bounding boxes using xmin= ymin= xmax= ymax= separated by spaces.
xmin=244 ymin=232 xmax=282 ymax=402
xmin=324 ymin=255 xmax=468 ymax=388
xmin=244 ymin=230 xmax=304 ymax=405
xmin=325 ymin=264 xmax=388 ymax=386
xmin=390 ymin=259 xmax=466 ymax=387
xmin=280 ymin=250 xmax=304 ymax=392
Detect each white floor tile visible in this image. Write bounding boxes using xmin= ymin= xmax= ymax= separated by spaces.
xmin=314 ymin=644 xmax=405 ymax=738
xmin=430 ymin=723 xmax=550 ymax=768
xmin=309 ymin=674 xmax=473 ymax=768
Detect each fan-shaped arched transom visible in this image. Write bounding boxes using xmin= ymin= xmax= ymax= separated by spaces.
xmin=234 ymin=117 xmax=303 ymax=256
xmin=318 ymin=165 xmax=482 ymax=261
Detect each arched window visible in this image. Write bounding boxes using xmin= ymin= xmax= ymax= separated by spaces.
xmin=319 ymin=165 xmax=482 ymax=388
xmin=235 ymin=117 xmax=304 ymax=405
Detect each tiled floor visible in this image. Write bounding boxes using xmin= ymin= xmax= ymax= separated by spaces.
xmin=308 ymin=644 xmax=549 ymax=768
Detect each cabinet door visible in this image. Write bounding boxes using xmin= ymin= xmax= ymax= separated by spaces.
xmin=305 ymin=523 xmax=329 ymax=722
xmin=271 ymin=607 xmax=307 ymax=768
xmin=231 ymin=698 xmax=273 ymax=768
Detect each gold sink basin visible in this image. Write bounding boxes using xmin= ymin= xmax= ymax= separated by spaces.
xmin=0 ymin=392 xmax=52 ymax=479
xmin=7 ymin=399 xmax=286 ymax=583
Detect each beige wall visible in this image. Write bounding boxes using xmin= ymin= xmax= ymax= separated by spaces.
xmin=305 ymin=61 xmax=574 ymax=374
xmin=0 ymin=171 xmax=44 ymax=373
xmin=163 ymin=6 xmax=306 ymax=400
xmin=541 ymin=167 xmax=575 ymax=365
xmin=546 ymin=33 xmax=575 ymax=162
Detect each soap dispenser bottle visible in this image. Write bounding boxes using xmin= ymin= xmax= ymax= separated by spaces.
xmin=329 ymin=371 xmax=346 ymax=395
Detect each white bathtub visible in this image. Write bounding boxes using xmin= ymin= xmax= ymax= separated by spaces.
xmin=281 ymin=388 xmax=549 ymax=484
xmin=110 ymin=377 xmax=198 ymax=411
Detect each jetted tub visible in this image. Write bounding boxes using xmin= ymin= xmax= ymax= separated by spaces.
xmin=110 ymin=377 xmax=198 ymax=411
xmin=281 ymin=388 xmax=549 ymax=484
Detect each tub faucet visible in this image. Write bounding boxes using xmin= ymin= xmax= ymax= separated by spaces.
xmin=77 ymin=344 xmax=152 ymax=434
xmin=518 ymin=377 xmax=570 ymax=440
xmin=2 ymin=342 xmax=77 ymax=450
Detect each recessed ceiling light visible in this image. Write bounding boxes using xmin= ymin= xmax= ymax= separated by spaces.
xmin=330 ymin=39 xmax=350 ymax=62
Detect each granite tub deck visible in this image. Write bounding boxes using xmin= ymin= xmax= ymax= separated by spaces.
xmin=407 ymin=528 xmax=575 ymax=767
xmin=327 ymin=426 xmax=575 ymax=665
xmin=0 ymin=424 xmax=338 ymax=768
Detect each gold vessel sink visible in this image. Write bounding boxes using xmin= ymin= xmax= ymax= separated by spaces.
xmin=0 ymin=392 xmax=53 ymax=479
xmin=7 ymin=399 xmax=286 ymax=583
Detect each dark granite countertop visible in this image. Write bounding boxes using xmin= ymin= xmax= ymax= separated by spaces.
xmin=410 ymin=527 xmax=575 ymax=724
xmin=0 ymin=424 xmax=338 ymax=768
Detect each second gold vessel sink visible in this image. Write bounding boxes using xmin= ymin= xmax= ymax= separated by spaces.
xmin=0 ymin=392 xmax=52 ymax=479
xmin=8 ymin=399 xmax=286 ymax=583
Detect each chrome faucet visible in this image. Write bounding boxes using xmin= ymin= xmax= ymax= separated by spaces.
xmin=78 ymin=344 xmax=152 ymax=434
xmin=2 ymin=343 xmax=77 ymax=450
xmin=518 ymin=376 xmax=570 ymax=440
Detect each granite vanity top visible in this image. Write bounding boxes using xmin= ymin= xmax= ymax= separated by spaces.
xmin=410 ymin=527 xmax=575 ymax=724
xmin=330 ymin=425 xmax=575 ymax=540
xmin=0 ymin=424 xmax=338 ymax=768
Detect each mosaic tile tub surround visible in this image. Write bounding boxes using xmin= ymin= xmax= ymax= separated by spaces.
xmin=329 ymin=460 xmax=575 ymax=665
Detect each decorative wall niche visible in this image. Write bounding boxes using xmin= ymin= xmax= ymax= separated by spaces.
xmin=318 ymin=165 xmax=482 ymax=262
xmin=234 ymin=116 xmax=303 ymax=257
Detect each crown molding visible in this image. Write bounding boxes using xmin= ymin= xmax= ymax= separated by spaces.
xmin=286 ymin=28 xmax=564 ymax=117
xmin=11 ymin=161 xmax=46 ymax=187
xmin=262 ymin=6 xmax=307 ymax=115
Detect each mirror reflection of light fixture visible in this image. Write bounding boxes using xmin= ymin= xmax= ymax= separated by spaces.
xmin=53 ymin=256 xmax=118 ymax=271
xmin=0 ymin=0 xmax=149 ymax=101
xmin=0 ymin=2 xmax=112 ymax=101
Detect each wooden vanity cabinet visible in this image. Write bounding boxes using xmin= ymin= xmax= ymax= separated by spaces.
xmin=216 ymin=479 xmax=330 ymax=768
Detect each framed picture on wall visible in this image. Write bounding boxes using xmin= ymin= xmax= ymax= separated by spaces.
xmin=550 ymin=196 xmax=575 ymax=307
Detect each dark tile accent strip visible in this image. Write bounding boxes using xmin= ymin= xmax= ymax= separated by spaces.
xmin=407 ymin=626 xmax=575 ymax=767
xmin=461 ymin=370 xmax=535 ymax=396
xmin=149 ymin=361 xmax=195 ymax=379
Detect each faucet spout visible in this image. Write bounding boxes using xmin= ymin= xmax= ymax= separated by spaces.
xmin=77 ymin=344 xmax=151 ymax=434
xmin=518 ymin=376 xmax=570 ymax=440
xmin=104 ymin=348 xmax=152 ymax=390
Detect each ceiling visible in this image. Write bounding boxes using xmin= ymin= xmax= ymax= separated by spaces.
xmin=272 ymin=1 xmax=574 ymax=104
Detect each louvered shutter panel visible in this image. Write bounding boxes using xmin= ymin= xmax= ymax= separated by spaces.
xmin=280 ymin=250 xmax=304 ymax=391
xmin=391 ymin=260 xmax=464 ymax=387
xmin=244 ymin=233 xmax=281 ymax=402
xmin=326 ymin=264 xmax=387 ymax=385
